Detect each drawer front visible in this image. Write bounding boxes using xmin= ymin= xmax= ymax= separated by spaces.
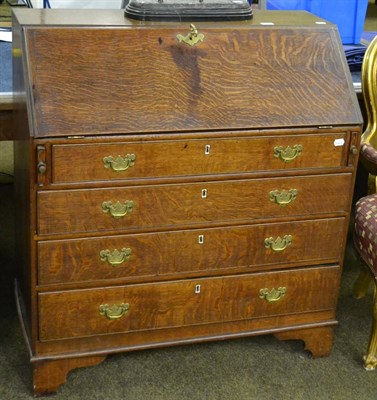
xmin=37 ymin=174 xmax=352 ymax=236
xmin=27 ymin=27 xmax=360 ymax=137
xmin=38 ymin=266 xmax=340 ymax=341
xmin=38 ymin=218 xmax=346 ymax=285
xmin=52 ymin=134 xmax=347 ymax=184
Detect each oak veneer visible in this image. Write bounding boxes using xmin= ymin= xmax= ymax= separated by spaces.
xmin=50 ymin=133 xmax=348 ymax=183
xmin=25 ymin=25 xmax=358 ymax=136
xmin=12 ymin=9 xmax=362 ymax=396
xmin=36 ymin=174 xmax=352 ymax=236
xmin=38 ymin=267 xmax=339 ymax=342
xmin=37 ymin=218 xmax=345 ymax=286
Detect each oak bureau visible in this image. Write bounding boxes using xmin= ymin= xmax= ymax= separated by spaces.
xmin=12 ymin=8 xmax=362 ymax=396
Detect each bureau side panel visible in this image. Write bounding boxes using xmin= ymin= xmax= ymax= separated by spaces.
xmin=12 ymin=16 xmax=38 ymax=345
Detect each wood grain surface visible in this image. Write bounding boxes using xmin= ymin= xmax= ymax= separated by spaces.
xmin=25 ymin=26 xmax=360 ymax=137
xmin=37 ymin=217 xmax=346 ymax=286
xmin=37 ymin=173 xmax=352 ymax=236
xmin=51 ymin=132 xmax=348 ymax=184
xmin=38 ymin=266 xmax=340 ymax=341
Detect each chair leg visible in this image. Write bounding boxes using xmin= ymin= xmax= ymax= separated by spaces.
xmin=353 ymin=268 xmax=373 ymax=299
xmin=364 ymin=278 xmax=377 ymax=370
xmin=367 ymin=173 xmax=377 ymax=194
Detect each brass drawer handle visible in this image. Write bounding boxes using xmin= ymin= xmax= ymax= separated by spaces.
xmin=103 ymin=154 xmax=136 ymax=172
xmin=350 ymin=145 xmax=358 ymax=155
xmin=269 ymin=189 xmax=298 ymax=206
xmin=100 ymin=248 xmax=132 ymax=266
xmin=102 ymin=200 xmax=134 ymax=218
xmin=259 ymin=287 xmax=286 ymax=303
xmin=177 ymin=24 xmax=204 ymax=47
xmin=274 ymin=144 xmax=303 ymax=162
xmin=99 ymin=303 xmax=129 ymax=320
xmin=265 ymin=235 xmax=292 ymax=252
xmin=37 ymin=161 xmax=47 ymax=175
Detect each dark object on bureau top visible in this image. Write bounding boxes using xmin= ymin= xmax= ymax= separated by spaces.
xmin=124 ymin=0 xmax=253 ymax=21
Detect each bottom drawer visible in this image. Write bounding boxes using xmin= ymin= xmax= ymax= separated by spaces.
xmin=38 ymin=266 xmax=340 ymax=342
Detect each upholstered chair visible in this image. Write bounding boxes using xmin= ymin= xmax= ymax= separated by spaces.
xmin=353 ymin=34 xmax=377 ymax=370
xmin=357 ymin=34 xmax=377 ymax=193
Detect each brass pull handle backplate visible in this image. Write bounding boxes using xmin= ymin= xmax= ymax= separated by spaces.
xmin=102 ymin=200 xmax=134 ymax=218
xmin=177 ymin=24 xmax=204 ymax=47
xmin=269 ymin=189 xmax=298 ymax=206
xmin=103 ymin=154 xmax=136 ymax=172
xmin=265 ymin=235 xmax=292 ymax=252
xmin=99 ymin=303 xmax=129 ymax=320
xmin=274 ymin=144 xmax=303 ymax=162
xmin=100 ymin=248 xmax=132 ymax=266
xmin=350 ymin=145 xmax=358 ymax=155
xmin=259 ymin=287 xmax=286 ymax=303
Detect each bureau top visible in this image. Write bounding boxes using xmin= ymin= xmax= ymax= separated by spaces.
xmin=13 ymin=9 xmax=332 ymax=28
xmin=12 ymin=9 xmax=362 ymax=138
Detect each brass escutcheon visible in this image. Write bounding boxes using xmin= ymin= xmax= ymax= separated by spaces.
xmin=274 ymin=144 xmax=303 ymax=162
xmin=100 ymin=248 xmax=132 ymax=266
xmin=264 ymin=235 xmax=292 ymax=252
xmin=99 ymin=303 xmax=129 ymax=320
xmin=177 ymin=24 xmax=205 ymax=47
xmin=102 ymin=200 xmax=134 ymax=219
xmin=103 ymin=154 xmax=136 ymax=172
xmin=269 ymin=189 xmax=298 ymax=206
xmin=259 ymin=287 xmax=286 ymax=303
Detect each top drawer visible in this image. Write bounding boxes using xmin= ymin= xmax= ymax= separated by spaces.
xmin=51 ymin=133 xmax=348 ymax=184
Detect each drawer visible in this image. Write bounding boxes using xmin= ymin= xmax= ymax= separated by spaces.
xmin=38 ymin=218 xmax=346 ymax=285
xmin=37 ymin=174 xmax=352 ymax=236
xmin=51 ymin=134 xmax=348 ymax=184
xmin=38 ymin=265 xmax=340 ymax=341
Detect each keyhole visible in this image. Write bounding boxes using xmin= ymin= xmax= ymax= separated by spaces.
xmin=195 ymin=285 xmax=201 ymax=294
